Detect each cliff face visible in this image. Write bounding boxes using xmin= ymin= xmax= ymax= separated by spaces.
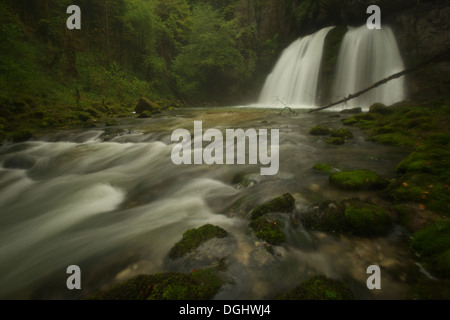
xmin=393 ymin=2 xmax=450 ymax=101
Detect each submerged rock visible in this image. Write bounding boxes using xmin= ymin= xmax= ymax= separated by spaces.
xmin=3 ymin=154 xmax=36 ymax=170
xmin=275 ymin=275 xmax=355 ymax=300
xmin=309 ymin=125 xmax=331 ymax=136
xmin=330 ymin=128 xmax=353 ymax=139
xmin=327 ymin=137 xmax=345 ymax=145
xmin=312 ymin=163 xmax=339 ymax=175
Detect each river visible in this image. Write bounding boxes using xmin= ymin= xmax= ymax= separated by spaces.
xmin=0 ymin=107 xmax=416 ymax=300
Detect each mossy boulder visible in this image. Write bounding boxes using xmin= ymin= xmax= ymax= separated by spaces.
xmin=312 ymin=163 xmax=338 ymax=175
xmin=388 ymin=173 xmax=450 ymax=213
xmin=137 ymin=110 xmax=153 ymax=119
xmin=340 ymin=107 xmax=362 ymax=114
xmin=411 ymin=220 xmax=450 ymax=279
xmin=105 ymin=119 xmax=119 ymax=127
xmin=301 ymin=199 xmax=393 ymax=236
xmin=342 ymin=199 xmax=393 ymax=236
xmin=369 ymin=103 xmax=390 ymax=114
xmin=327 ymin=137 xmax=345 ymax=145
xmin=135 ymin=97 xmax=161 ymax=115
xmin=90 ymin=267 xmax=224 ymax=300
xmin=300 ymin=201 xmax=347 ymax=234
xmin=329 ymin=169 xmax=389 ymax=191
xmin=249 ymin=217 xmax=285 ymax=245
xmin=275 ymin=275 xmax=355 ymax=300
xmin=309 ymin=125 xmax=331 ymax=136
xmin=330 ymin=128 xmax=353 ymax=139
xmin=168 ymin=224 xmax=229 ymax=259
xmin=250 ymin=193 xmax=295 ymax=220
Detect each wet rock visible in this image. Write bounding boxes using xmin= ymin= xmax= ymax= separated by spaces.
xmin=340 ymin=107 xmax=362 ymax=114
xmin=309 ymin=125 xmax=331 ymax=136
xmin=312 ymin=163 xmax=339 ymax=175
xmin=250 ymin=193 xmax=295 ymax=220
xmin=168 ymin=224 xmax=229 ymax=259
xmin=327 ymin=137 xmax=345 ymax=145
xmin=369 ymin=103 xmax=391 ymax=114
xmin=249 ymin=216 xmax=285 ymax=245
xmin=3 ymin=154 xmax=36 ymax=170
xmin=330 ymin=128 xmax=353 ymax=139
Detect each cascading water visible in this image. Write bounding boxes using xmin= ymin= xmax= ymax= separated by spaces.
xmin=332 ymin=25 xmax=406 ymax=110
xmin=258 ymin=27 xmax=334 ymax=108
xmin=258 ymin=25 xmax=406 ymax=110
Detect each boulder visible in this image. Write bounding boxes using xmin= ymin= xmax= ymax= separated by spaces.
xmin=135 ymin=97 xmax=161 ymax=115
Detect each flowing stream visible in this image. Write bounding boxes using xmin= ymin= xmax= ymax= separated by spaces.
xmin=0 ymin=108 xmax=417 ymax=300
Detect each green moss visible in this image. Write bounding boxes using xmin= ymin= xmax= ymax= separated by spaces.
xmin=388 ymin=173 xmax=450 ymax=213
xmin=396 ymin=147 xmax=450 ymax=181
xmin=275 ymin=275 xmax=355 ymax=300
xmin=312 ymin=163 xmax=337 ymax=175
xmin=250 ymin=193 xmax=295 ymax=220
xmin=301 ymin=200 xmax=392 ymax=237
xmin=329 ymin=169 xmax=389 ymax=191
xmin=90 ymin=266 xmax=224 ymax=300
xmin=369 ymin=103 xmax=390 ymax=114
xmin=309 ymin=125 xmax=331 ymax=136
xmin=411 ymin=220 xmax=450 ymax=279
xmin=168 ymin=224 xmax=229 ymax=259
xmin=330 ymin=128 xmax=353 ymax=139
xmin=343 ymin=200 xmax=393 ymax=236
xmin=327 ymin=137 xmax=345 ymax=145
xmin=138 ymin=110 xmax=153 ymax=119
xmin=424 ymin=133 xmax=450 ymax=147
xmin=249 ymin=217 xmax=285 ymax=245
xmin=367 ymin=133 xmax=414 ymax=147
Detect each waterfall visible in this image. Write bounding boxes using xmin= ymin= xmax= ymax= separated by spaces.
xmin=258 ymin=25 xmax=406 ymax=110
xmin=258 ymin=26 xmax=334 ymax=108
xmin=332 ymin=25 xmax=406 ymax=110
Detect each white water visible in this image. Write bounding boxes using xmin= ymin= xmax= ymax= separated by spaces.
xmin=258 ymin=25 xmax=406 ymax=110
xmin=332 ymin=25 xmax=406 ymax=110
xmin=258 ymin=27 xmax=334 ymax=108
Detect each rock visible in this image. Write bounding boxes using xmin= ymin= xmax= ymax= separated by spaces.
xmin=388 ymin=173 xmax=449 ymax=213
xmin=342 ymin=199 xmax=393 ymax=236
xmin=249 ymin=216 xmax=285 ymax=245
xmin=135 ymin=97 xmax=161 ymax=115
xmin=309 ymin=125 xmax=331 ymax=136
xmin=329 ymin=169 xmax=389 ymax=190
xmin=312 ymin=163 xmax=339 ymax=175
xmin=369 ymin=103 xmax=390 ymax=114
xmin=330 ymin=128 xmax=353 ymax=139
xmin=11 ymin=129 xmax=33 ymax=142
xmin=327 ymin=137 xmax=345 ymax=145
xmin=275 ymin=275 xmax=355 ymax=300
xmin=340 ymin=107 xmax=362 ymax=114
xmin=250 ymin=193 xmax=295 ymax=220
xmin=168 ymin=224 xmax=229 ymax=259
xmin=3 ymin=154 xmax=36 ymax=170
xmin=137 ymin=110 xmax=153 ymax=119
xmin=89 ymin=265 xmax=225 ymax=300
xmin=105 ymin=119 xmax=119 ymax=127
xmin=411 ymin=219 xmax=450 ymax=280
xmin=301 ymin=199 xmax=393 ymax=237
